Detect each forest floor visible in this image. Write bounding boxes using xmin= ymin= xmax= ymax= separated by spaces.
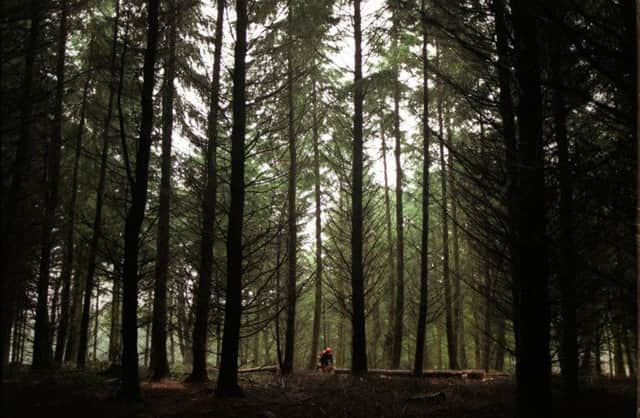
xmin=3 ymin=366 xmax=635 ymax=418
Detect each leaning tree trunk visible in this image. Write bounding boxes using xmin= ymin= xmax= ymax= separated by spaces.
xmin=190 ymin=0 xmax=224 ymax=383
xmin=307 ymin=77 xmax=323 ymax=370
xmin=150 ymin=0 xmax=177 ymax=381
xmin=216 ymin=0 xmax=247 ymax=398
xmin=120 ymin=0 xmax=160 ymax=400
xmin=33 ymin=0 xmax=69 ymax=370
xmin=78 ymin=0 xmax=121 ymax=369
xmin=414 ymin=1 xmax=430 ymax=376
xmin=282 ymin=0 xmax=297 ymax=375
xmin=510 ymin=1 xmax=551 ymax=417
xmin=351 ymin=0 xmax=368 ymax=376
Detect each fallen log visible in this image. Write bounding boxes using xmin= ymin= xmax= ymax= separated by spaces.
xmin=238 ymin=365 xmax=279 ymax=374
xmin=333 ymin=368 xmax=486 ymax=379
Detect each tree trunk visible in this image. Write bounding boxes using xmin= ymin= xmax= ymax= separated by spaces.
xmin=216 ymin=0 xmax=247 ymax=397
xmin=381 ymin=120 xmax=396 ymax=368
xmin=390 ymin=4 xmax=405 ymax=370
xmin=79 ymin=0 xmax=121 ymax=369
xmin=150 ymin=0 xmax=177 ymax=381
xmin=93 ymin=278 xmax=100 ymax=361
xmin=635 ymin=1 xmax=639 ymax=416
xmin=350 ymin=0 xmax=368 ymax=376
xmin=190 ymin=0 xmax=224 ymax=383
xmin=308 ymin=77 xmax=323 ymax=370
xmin=283 ymin=0 xmax=297 ymax=375
xmin=120 ymin=0 xmax=160 ymax=400
xmin=55 ymin=68 xmax=90 ymax=364
xmin=109 ymin=262 xmax=122 ymax=363
xmin=436 ymin=51 xmax=458 ymax=369
xmin=510 ymin=1 xmax=551 ymax=416
xmin=414 ymin=2 xmax=429 ymax=376
xmin=65 ymin=244 xmax=87 ymax=363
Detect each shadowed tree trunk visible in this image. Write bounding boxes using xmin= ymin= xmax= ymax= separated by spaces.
xmin=308 ymin=77 xmax=323 ymax=370
xmin=282 ymin=0 xmax=297 ymax=375
xmin=414 ymin=1 xmax=429 ymax=376
xmin=33 ymin=0 xmax=69 ymax=370
xmin=120 ymin=0 xmax=160 ymax=400
xmin=189 ymin=0 xmax=225 ymax=383
xmin=216 ymin=0 xmax=247 ymax=397
xmin=550 ymin=12 xmax=578 ymax=398
xmin=55 ymin=66 xmax=90 ymax=364
xmin=634 ymin=1 xmax=639 ymax=415
xmin=79 ymin=0 xmax=121 ymax=368
xmin=351 ymin=0 xmax=368 ymax=376
xmin=150 ymin=0 xmax=177 ymax=381
xmin=510 ymin=1 xmax=551 ymax=416
xmin=109 ymin=262 xmax=122 ymax=363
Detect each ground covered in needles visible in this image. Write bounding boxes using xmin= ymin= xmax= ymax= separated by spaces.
xmin=3 ymin=366 xmax=635 ymax=418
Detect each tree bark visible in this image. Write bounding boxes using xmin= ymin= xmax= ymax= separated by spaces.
xmin=282 ymin=0 xmax=297 ymax=375
xmin=308 ymin=77 xmax=323 ymax=370
xmin=78 ymin=0 xmax=121 ymax=368
xmin=120 ymin=0 xmax=160 ymax=400
xmin=190 ymin=0 xmax=225 ymax=383
xmin=635 ymin=1 xmax=639 ymax=416
xmin=414 ymin=1 xmax=429 ymax=376
xmin=150 ymin=0 xmax=177 ymax=381
xmin=350 ymin=0 xmax=368 ymax=376
xmin=108 ymin=262 xmax=122 ymax=363
xmin=215 ymin=0 xmax=247 ymax=397
xmin=510 ymin=1 xmax=551 ymax=416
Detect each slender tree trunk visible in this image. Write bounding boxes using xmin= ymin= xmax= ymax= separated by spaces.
xmin=33 ymin=0 xmax=70 ymax=370
xmin=414 ymin=2 xmax=429 ymax=376
xmin=381 ymin=120 xmax=396 ymax=368
xmin=551 ymin=26 xmax=579 ymax=398
xmin=436 ymin=52 xmax=458 ymax=369
xmin=635 ymin=0 xmax=639 ymax=415
xmin=216 ymin=0 xmax=247 ymax=397
xmin=283 ymin=0 xmax=297 ymax=375
xmin=494 ymin=313 xmax=506 ymax=370
xmin=390 ymin=4 xmax=405 ymax=370
xmin=9 ymin=1 xmax=40 ymax=372
xmin=308 ymin=78 xmax=323 ymax=370
xmin=93 ymin=278 xmax=100 ymax=361
xmin=190 ymin=0 xmax=225 ymax=383
xmin=109 ymin=262 xmax=122 ymax=363
xmin=120 ymin=0 xmax=160 ymax=400
xmin=351 ymin=0 xmax=368 ymax=376
xmin=510 ymin=2 xmax=551 ymax=416
xmin=79 ymin=0 xmax=121 ymax=368
xmin=150 ymin=0 xmax=177 ymax=381
xmin=448 ymin=112 xmax=466 ymax=369
xmin=55 ymin=71 xmax=90 ymax=364
xmin=65 ymin=244 xmax=87 ymax=363
xmin=482 ymin=268 xmax=492 ymax=371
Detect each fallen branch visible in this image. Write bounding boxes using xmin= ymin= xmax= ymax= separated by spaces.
xmin=238 ymin=365 xmax=279 ymax=374
xmin=333 ymin=368 xmax=486 ymax=379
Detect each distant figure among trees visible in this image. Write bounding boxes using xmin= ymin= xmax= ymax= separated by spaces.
xmin=317 ymin=347 xmax=334 ymax=373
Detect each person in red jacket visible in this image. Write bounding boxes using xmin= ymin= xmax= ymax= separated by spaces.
xmin=318 ymin=347 xmax=334 ymax=372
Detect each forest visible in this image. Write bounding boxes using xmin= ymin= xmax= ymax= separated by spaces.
xmin=0 ymin=0 xmax=638 ymax=417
